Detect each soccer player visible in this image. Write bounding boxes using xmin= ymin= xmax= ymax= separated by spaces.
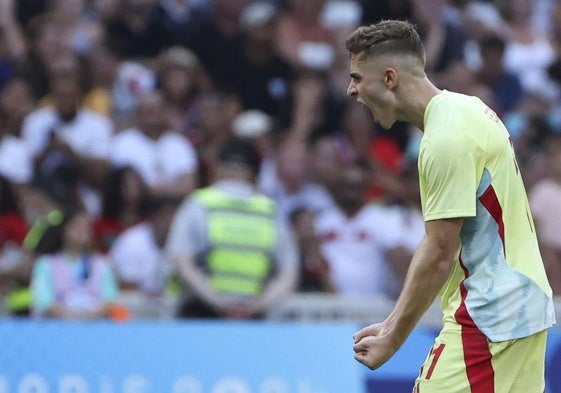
xmin=346 ymin=20 xmax=556 ymax=392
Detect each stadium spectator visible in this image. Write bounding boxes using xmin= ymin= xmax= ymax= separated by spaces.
xmin=231 ymin=109 xmax=275 ymax=159
xmin=275 ymin=0 xmax=334 ymax=71
xmin=314 ymin=163 xmax=410 ymax=298
xmin=101 ymin=0 xmax=174 ymax=59
xmin=19 ymin=12 xmax=73 ymax=100
xmin=184 ymin=0 xmax=248 ymax=90
xmin=0 ymin=78 xmax=35 ymax=139
xmin=0 ymin=0 xmax=556 ymax=321
xmin=110 ymin=59 xmax=157 ymax=121
xmin=290 ymin=67 xmax=346 ymax=139
xmin=236 ymin=1 xmax=293 ymax=126
xmin=289 ymin=207 xmax=332 ymax=292
xmin=476 ymin=34 xmax=524 ymax=116
xmin=30 ymin=208 xmax=119 ymax=319
xmin=85 ymin=44 xmax=119 ymax=119
xmin=22 ymin=74 xmax=113 ymax=192
xmin=47 ymin=0 xmax=105 ymax=56
xmin=167 ymin=138 xmax=298 ymax=319
xmin=38 ymin=51 xmax=112 ymax=118
xmin=307 ymin=133 xmax=349 ymax=191
xmin=529 ymin=134 xmax=561 ymax=296
xmin=157 ymin=46 xmax=205 ymax=135
xmin=496 ymin=0 xmax=557 ymax=99
xmin=109 ymin=90 xmax=198 ymax=198
xmin=258 ymin=135 xmax=334 ymax=219
xmin=384 ymin=164 xmax=425 ymax=290
xmin=0 ymin=0 xmax=26 ymax=90
xmin=153 ymin=0 xmax=209 ymax=45
xmin=410 ymin=0 xmax=468 ymax=78
xmin=340 ymin=103 xmax=406 ymax=202
xmin=274 ymin=2 xmax=347 ymax=137
xmin=0 ymin=175 xmax=32 ymax=315
xmin=551 ymin=0 xmax=561 ymax=54
xmin=0 ymin=79 xmax=34 ymax=186
xmin=436 ymin=61 xmax=494 ymax=106
xmin=187 ymin=91 xmax=241 ymax=186
xmin=93 ymin=166 xmax=148 ymax=253
xmin=511 ymin=116 xmax=553 ymax=190
xmin=109 ymin=195 xmax=178 ymax=296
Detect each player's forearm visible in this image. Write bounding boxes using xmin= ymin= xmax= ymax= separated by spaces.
xmin=386 ymin=234 xmax=456 ymax=346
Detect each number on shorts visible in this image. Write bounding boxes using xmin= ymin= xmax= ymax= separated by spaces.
xmin=425 ymin=343 xmax=446 ymax=380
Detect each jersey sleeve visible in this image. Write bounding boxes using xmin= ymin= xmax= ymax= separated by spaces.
xmin=419 ymin=128 xmax=478 ymax=221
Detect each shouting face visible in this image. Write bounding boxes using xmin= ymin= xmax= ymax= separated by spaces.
xmin=346 ymin=53 xmax=399 ymax=130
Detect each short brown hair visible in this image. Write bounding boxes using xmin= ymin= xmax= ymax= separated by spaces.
xmin=346 ymin=20 xmax=425 ymax=63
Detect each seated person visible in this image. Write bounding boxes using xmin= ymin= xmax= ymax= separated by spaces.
xmin=109 ymin=195 xmax=179 ymax=296
xmin=30 ymin=208 xmax=118 ymax=319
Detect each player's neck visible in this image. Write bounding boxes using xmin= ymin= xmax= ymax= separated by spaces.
xmin=399 ymin=78 xmax=441 ymax=131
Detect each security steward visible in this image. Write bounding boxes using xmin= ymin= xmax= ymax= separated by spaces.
xmin=166 ymin=138 xmax=299 ymax=319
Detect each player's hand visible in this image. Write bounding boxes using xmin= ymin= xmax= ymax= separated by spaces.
xmin=353 ymin=333 xmax=398 ymax=370
xmin=353 ymin=322 xmax=388 ymax=343
xmin=352 ymin=321 xmax=399 ymax=370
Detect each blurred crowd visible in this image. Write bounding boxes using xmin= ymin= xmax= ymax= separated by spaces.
xmin=0 ymin=0 xmax=560 ymax=320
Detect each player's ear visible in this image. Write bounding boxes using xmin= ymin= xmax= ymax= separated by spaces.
xmin=384 ymin=68 xmax=398 ymax=90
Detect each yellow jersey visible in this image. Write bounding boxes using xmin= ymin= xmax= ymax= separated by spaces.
xmin=419 ymin=90 xmax=555 ymax=342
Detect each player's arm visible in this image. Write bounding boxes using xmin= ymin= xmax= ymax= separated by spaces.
xmin=353 ymin=217 xmax=462 ymax=369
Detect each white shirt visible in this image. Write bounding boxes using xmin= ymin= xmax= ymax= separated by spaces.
xmin=22 ymin=107 xmax=113 ymax=159
xmin=0 ymin=135 xmax=33 ymax=183
xmin=503 ymin=36 xmax=557 ymax=98
xmin=315 ymin=204 xmax=403 ymax=296
xmin=109 ymin=128 xmax=198 ymax=188
xmin=109 ymin=222 xmax=173 ymax=295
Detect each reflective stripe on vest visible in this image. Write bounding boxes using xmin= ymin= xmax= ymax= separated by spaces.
xmin=195 ymin=187 xmax=276 ymax=296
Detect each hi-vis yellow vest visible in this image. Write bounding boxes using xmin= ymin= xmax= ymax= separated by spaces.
xmin=194 ymin=187 xmax=277 ymax=296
